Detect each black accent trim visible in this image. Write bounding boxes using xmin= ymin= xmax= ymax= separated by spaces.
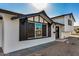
xmin=55 ymin=26 xmax=59 ymax=39
xmin=20 ymin=10 xmax=53 ymax=24
xmin=42 ymin=24 xmax=46 ymax=36
xmin=48 ymin=23 xmax=51 ymax=37
xmin=51 ymin=13 xmax=75 ymax=22
xmin=19 ymin=16 xmax=52 ymax=41
xmin=19 ymin=17 xmax=28 ymax=41
xmin=39 ymin=15 xmax=48 ymax=23
xmin=0 ymin=17 xmax=3 ymax=19
xmin=0 ymin=9 xmax=23 ymax=15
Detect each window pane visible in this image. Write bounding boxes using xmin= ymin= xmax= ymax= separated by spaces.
xmin=27 ymin=23 xmax=35 ymax=39
xmin=68 ymin=19 xmax=72 ymax=26
xmin=42 ymin=24 xmax=47 ymax=37
xmin=35 ymin=23 xmax=42 ymax=38
xmin=34 ymin=16 xmax=39 ymax=22
xmin=44 ymin=20 xmax=47 ymax=23
xmin=20 ymin=19 xmax=27 ymax=41
xmin=40 ymin=17 xmax=43 ymax=23
xmin=28 ymin=17 xmax=33 ymax=22
xmin=48 ymin=24 xmax=51 ymax=37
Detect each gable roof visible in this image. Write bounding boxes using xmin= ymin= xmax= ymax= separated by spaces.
xmin=51 ymin=13 xmax=75 ymax=22
xmin=20 ymin=10 xmax=53 ymax=24
xmin=0 ymin=9 xmax=53 ymax=24
xmin=0 ymin=9 xmax=24 ymax=15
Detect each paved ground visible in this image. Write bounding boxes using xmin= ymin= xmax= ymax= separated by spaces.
xmin=29 ymin=37 xmax=79 ymax=56
xmin=1 ymin=36 xmax=79 ymax=56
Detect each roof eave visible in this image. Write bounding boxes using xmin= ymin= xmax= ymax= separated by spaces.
xmin=0 ymin=9 xmax=24 ymax=15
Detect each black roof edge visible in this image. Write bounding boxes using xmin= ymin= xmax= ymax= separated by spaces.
xmin=0 ymin=8 xmax=24 ymax=15
xmin=20 ymin=10 xmax=53 ymax=24
xmin=41 ymin=10 xmax=53 ymax=24
xmin=71 ymin=13 xmax=76 ymax=22
xmin=51 ymin=13 xmax=75 ymax=22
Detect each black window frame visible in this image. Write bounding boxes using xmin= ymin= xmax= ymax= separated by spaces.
xmin=68 ymin=19 xmax=72 ymax=26
xmin=19 ymin=18 xmax=27 ymax=41
xmin=19 ymin=16 xmax=51 ymax=41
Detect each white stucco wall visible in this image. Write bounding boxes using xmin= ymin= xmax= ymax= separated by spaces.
xmin=0 ymin=20 xmax=3 ymax=47
xmin=62 ymin=15 xmax=74 ymax=38
xmin=54 ymin=24 xmax=64 ymax=39
xmin=59 ymin=26 xmax=64 ymax=39
xmin=52 ymin=24 xmax=55 ymax=40
xmin=52 ymin=15 xmax=74 ymax=39
xmin=1 ymin=13 xmax=55 ymax=54
xmin=64 ymin=15 xmax=74 ymax=32
xmin=52 ymin=15 xmax=74 ymax=33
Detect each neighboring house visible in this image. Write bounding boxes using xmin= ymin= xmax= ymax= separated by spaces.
xmin=74 ymin=26 xmax=79 ymax=31
xmin=51 ymin=13 xmax=75 ymax=39
xmin=72 ymin=26 xmax=79 ymax=34
xmin=0 ymin=9 xmax=75 ymax=54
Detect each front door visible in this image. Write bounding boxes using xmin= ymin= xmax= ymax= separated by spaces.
xmin=55 ymin=26 xmax=59 ymax=39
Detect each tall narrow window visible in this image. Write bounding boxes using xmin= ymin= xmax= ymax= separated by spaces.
xmin=40 ymin=17 xmax=43 ymax=23
xmin=27 ymin=22 xmax=35 ymax=39
xmin=44 ymin=20 xmax=47 ymax=24
xmin=48 ymin=23 xmax=51 ymax=37
xmin=68 ymin=19 xmax=72 ymax=26
xmin=35 ymin=16 xmax=39 ymax=22
xmin=28 ymin=17 xmax=33 ymax=22
xmin=19 ymin=19 xmax=27 ymax=41
xmin=35 ymin=23 xmax=42 ymax=38
xmin=42 ymin=24 xmax=47 ymax=37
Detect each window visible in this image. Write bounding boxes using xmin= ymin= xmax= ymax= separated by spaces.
xmin=48 ymin=24 xmax=51 ymax=37
xmin=20 ymin=19 xmax=27 ymax=41
xmin=27 ymin=22 xmax=35 ymax=39
xmin=34 ymin=16 xmax=39 ymax=22
xmin=28 ymin=17 xmax=33 ymax=22
xmin=44 ymin=20 xmax=47 ymax=23
xmin=20 ymin=16 xmax=51 ymax=41
xmin=68 ymin=19 xmax=72 ymax=26
xmin=35 ymin=23 xmax=42 ymax=38
xmin=69 ymin=15 xmax=72 ymax=18
xmin=40 ymin=17 xmax=43 ymax=23
xmin=42 ymin=24 xmax=47 ymax=37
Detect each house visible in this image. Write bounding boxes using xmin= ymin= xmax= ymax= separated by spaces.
xmin=0 ymin=9 xmax=55 ymax=54
xmin=0 ymin=9 xmax=75 ymax=54
xmin=72 ymin=26 xmax=79 ymax=34
xmin=51 ymin=13 xmax=75 ymax=39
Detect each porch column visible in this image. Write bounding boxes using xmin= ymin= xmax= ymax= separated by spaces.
xmin=51 ymin=24 xmax=55 ymax=40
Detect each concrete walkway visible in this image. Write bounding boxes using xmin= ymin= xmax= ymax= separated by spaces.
xmin=5 ymin=41 xmax=58 ymax=56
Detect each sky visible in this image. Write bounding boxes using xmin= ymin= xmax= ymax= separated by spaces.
xmin=0 ymin=3 xmax=79 ymax=25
